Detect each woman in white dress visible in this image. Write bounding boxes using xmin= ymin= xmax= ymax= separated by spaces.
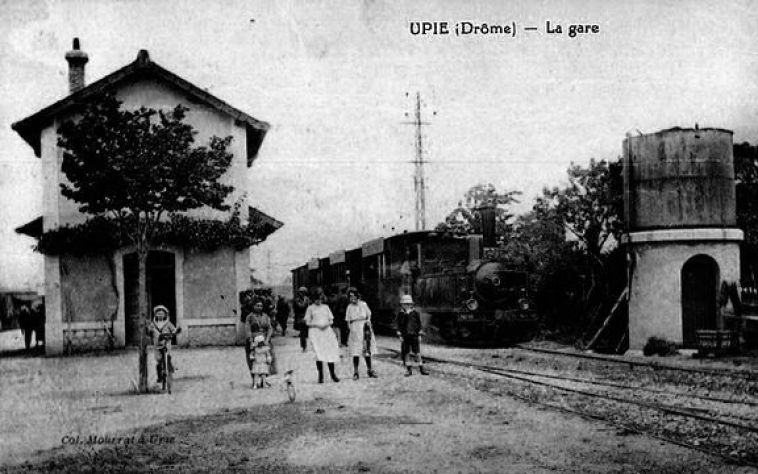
xmin=346 ymin=288 xmax=378 ymax=379
xmin=305 ymin=288 xmax=341 ymax=383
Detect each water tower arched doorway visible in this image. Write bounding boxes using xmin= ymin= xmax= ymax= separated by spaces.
xmin=681 ymin=254 xmax=720 ymax=347
xmin=124 ymin=251 xmax=176 ymax=345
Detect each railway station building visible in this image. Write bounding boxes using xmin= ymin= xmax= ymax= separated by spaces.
xmin=12 ymin=39 xmax=281 ymax=355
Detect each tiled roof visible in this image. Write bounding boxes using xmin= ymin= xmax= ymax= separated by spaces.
xmin=11 ymin=49 xmax=269 ymax=167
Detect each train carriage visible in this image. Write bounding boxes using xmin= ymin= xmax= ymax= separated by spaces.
xmin=291 ymin=264 xmax=310 ymax=292
xmin=292 ymin=230 xmax=538 ymax=346
xmin=328 ymin=250 xmax=348 ymax=291
xmin=345 ymin=248 xmax=362 ymax=289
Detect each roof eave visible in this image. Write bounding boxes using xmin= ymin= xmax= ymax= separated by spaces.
xmin=10 ymin=122 xmax=42 ymax=157
xmin=249 ymin=206 xmax=283 ymax=230
xmin=10 ymin=62 xmax=140 ymax=157
xmin=15 ymin=216 xmax=43 ymax=238
xmin=11 ymin=53 xmax=270 ymax=159
xmin=245 ymin=124 xmax=268 ymax=167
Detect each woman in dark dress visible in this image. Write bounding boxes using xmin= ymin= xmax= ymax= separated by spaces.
xmin=244 ymin=298 xmax=277 ymax=385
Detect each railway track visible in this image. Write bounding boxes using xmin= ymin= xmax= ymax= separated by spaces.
xmin=377 ymin=346 xmax=758 ymax=468
xmin=478 ymin=362 xmax=758 ymax=407
xmin=514 ymin=344 xmax=758 ymax=380
xmin=452 ymin=360 xmax=758 ymax=429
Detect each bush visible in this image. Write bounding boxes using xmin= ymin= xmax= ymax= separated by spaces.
xmin=642 ymin=337 xmax=679 ymax=357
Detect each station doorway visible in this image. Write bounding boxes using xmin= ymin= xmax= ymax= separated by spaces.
xmin=124 ymin=251 xmax=176 ymax=345
xmin=681 ymin=255 xmax=719 ymax=347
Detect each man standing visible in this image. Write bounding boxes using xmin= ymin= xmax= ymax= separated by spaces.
xmin=327 ymin=287 xmax=346 ymax=346
xmin=293 ymin=287 xmax=310 ymax=352
xmin=32 ymin=302 xmax=45 ymax=347
xmin=17 ymin=304 xmax=34 ymax=351
xmin=335 ymin=288 xmax=350 ymax=346
xmin=276 ymin=295 xmax=290 ymax=336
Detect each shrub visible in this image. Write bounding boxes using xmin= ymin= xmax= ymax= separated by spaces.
xmin=642 ymin=337 xmax=679 ymax=357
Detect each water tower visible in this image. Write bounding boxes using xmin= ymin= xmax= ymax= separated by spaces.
xmin=622 ymin=127 xmax=743 ymax=349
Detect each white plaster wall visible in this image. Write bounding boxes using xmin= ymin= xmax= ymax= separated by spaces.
xmin=115 ymin=79 xmax=248 ymax=222
xmin=183 ymin=248 xmax=236 ymax=319
xmin=234 ymin=249 xmax=249 ymax=344
xmin=59 ymin=253 xmax=118 ymax=323
xmin=41 ymin=124 xmax=64 ymax=355
xmin=46 ymin=78 xmax=248 ymax=228
xmin=37 ymin=78 xmax=252 ymax=354
xmin=628 ymin=240 xmax=741 ymax=349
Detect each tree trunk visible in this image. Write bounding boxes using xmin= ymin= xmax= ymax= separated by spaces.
xmin=138 ymin=248 xmax=149 ymax=393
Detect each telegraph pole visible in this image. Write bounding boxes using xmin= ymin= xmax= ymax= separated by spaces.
xmin=404 ymin=92 xmax=432 ymax=231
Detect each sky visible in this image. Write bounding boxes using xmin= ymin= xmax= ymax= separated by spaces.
xmin=1 ymin=0 xmax=757 ymax=289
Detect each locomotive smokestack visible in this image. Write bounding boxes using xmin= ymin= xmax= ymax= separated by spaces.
xmin=477 ymin=202 xmax=497 ymax=247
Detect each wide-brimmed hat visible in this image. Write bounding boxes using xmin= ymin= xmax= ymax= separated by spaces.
xmin=400 ymin=294 xmax=414 ymax=305
xmin=153 ymin=305 xmax=169 ymax=317
xmin=298 ymin=286 xmax=308 ymax=293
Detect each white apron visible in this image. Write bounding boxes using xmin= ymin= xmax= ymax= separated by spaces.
xmin=346 ymin=301 xmax=377 ymax=357
xmin=305 ymin=304 xmax=341 ymax=363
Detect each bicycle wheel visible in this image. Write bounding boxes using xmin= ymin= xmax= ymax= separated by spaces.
xmin=165 ymin=353 xmax=172 ymax=394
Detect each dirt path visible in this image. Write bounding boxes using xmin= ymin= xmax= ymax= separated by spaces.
xmin=1 ymin=335 xmax=754 ymax=473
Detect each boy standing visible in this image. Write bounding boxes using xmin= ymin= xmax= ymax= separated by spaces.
xmin=394 ymin=294 xmax=429 ymax=376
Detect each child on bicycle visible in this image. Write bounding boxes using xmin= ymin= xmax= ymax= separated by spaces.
xmin=149 ymin=305 xmax=180 ymax=384
xmin=250 ymin=334 xmax=272 ymax=389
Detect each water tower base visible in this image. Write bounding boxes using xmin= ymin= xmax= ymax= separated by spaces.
xmin=625 ymin=228 xmax=742 ymax=350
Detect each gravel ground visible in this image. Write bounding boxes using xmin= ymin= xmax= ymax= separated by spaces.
xmin=408 ymin=339 xmax=758 ymax=404
xmin=0 ymin=333 xmax=755 ymax=473
xmin=393 ymin=338 xmax=758 ymax=468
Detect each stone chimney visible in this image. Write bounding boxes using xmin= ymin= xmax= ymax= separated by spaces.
xmin=65 ymin=38 xmax=88 ymax=94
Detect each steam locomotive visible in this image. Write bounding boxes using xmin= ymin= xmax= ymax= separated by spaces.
xmin=291 ymin=230 xmax=538 ymax=346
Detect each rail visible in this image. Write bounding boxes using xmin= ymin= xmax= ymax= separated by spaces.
xmin=376 ymin=346 xmax=758 ymax=468
xmin=381 ymin=348 xmax=758 ymax=433
xmin=514 ymin=345 xmax=758 ymax=380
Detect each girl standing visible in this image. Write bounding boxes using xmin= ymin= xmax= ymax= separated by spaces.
xmin=249 ymin=335 xmax=272 ymax=389
xmin=346 ymin=288 xmax=378 ymax=379
xmin=305 ymin=288 xmax=341 ymax=383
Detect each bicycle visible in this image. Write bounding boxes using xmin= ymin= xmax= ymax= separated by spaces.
xmin=157 ymin=327 xmax=181 ymax=394
xmin=283 ymin=369 xmax=296 ymax=402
